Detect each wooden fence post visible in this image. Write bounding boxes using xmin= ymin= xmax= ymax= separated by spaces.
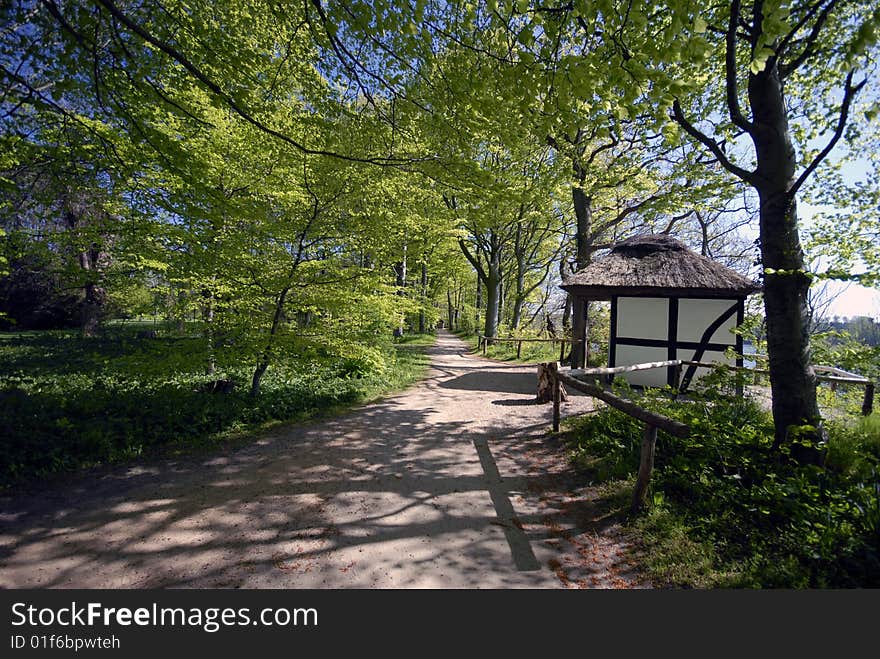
xmin=863 ymin=382 xmax=875 ymax=416
xmin=631 ymin=423 xmax=658 ymax=514
xmin=559 ymin=340 xmax=566 ymax=363
xmin=551 ymin=362 xmax=561 ymax=432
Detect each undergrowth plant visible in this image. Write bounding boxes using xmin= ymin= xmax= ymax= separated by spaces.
xmin=566 ymin=369 xmax=880 ymax=588
xmin=0 ymin=329 xmax=435 ymax=488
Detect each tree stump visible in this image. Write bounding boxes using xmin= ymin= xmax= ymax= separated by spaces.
xmin=537 ymin=362 xmax=567 ymax=403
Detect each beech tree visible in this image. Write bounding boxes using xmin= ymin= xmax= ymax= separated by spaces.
xmin=656 ymin=0 xmax=878 ymax=452
xmin=9 ymin=0 xmax=879 ymax=453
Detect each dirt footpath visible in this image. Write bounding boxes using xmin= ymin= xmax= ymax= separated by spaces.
xmin=0 ymin=331 xmax=648 ymax=588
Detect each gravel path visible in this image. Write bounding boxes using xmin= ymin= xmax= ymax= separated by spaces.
xmin=0 ymin=331 xmax=647 ymax=588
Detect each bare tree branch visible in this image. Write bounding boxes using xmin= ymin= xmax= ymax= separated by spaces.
xmin=672 ymin=99 xmax=756 ymax=184
xmin=789 ymin=71 xmax=865 ymax=197
xmin=779 ymin=0 xmax=841 ymax=78
xmin=458 ymin=238 xmax=487 ymax=282
xmin=726 ymin=0 xmax=754 ymax=134
xmin=83 ymin=0 xmax=427 ymax=167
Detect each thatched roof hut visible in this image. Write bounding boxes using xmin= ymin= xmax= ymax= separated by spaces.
xmin=560 ymin=234 xmax=759 ymax=389
xmin=560 ymin=234 xmax=760 ymax=300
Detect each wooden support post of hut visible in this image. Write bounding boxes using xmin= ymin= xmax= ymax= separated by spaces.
xmin=560 ymin=234 xmax=760 ymax=391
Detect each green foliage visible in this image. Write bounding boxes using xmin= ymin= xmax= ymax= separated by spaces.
xmin=0 ymin=0 xmax=877 ymax=595
xmin=811 ymin=330 xmax=880 ymax=380
xmin=0 ymin=327 xmax=434 ymax=488
xmin=566 ymin=372 xmax=880 ymax=587
xmin=631 ymin=503 xmax=745 ymax=589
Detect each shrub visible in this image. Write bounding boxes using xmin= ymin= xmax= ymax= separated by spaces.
xmin=566 ymin=371 xmax=880 ymax=587
xmin=0 ymin=328 xmax=433 ymax=488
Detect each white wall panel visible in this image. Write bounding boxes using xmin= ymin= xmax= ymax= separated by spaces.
xmin=677 ymin=298 xmax=738 ymax=344
xmin=614 ymin=345 xmax=669 ymax=387
xmin=616 ymin=297 xmax=668 ymax=340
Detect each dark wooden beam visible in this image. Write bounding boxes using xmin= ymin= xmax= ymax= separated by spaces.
xmin=667 ymin=297 xmax=679 ymax=387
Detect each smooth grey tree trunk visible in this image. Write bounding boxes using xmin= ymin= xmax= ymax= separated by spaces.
xmin=475 ymin=274 xmax=482 ymax=330
xmin=569 ymin=185 xmax=593 ymax=368
xmin=484 ymin=268 xmax=501 ymax=339
xmin=204 ymin=297 xmax=215 ymax=376
xmin=393 ymin=244 xmax=407 ymax=338
xmin=749 ymin=62 xmax=822 ymax=454
xmin=419 ymin=262 xmax=427 ymax=334
xmin=447 ymin=288 xmax=455 ymax=330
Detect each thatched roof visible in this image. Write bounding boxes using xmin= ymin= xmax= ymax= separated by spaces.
xmin=561 ymin=234 xmax=760 ymax=299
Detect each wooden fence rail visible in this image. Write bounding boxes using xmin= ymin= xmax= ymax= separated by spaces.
xmin=546 ymin=354 xmax=875 ymax=513
xmin=552 ymin=366 xmax=689 ymax=514
xmin=478 ymin=335 xmax=584 ymax=361
xmin=571 ymin=353 xmax=874 ymax=415
xmin=678 ymin=360 xmax=875 ymax=415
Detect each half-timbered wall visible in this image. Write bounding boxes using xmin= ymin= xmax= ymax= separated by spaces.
xmin=610 ymin=296 xmax=744 ymax=388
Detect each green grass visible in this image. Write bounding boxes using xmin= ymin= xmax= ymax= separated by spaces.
xmin=455 ymin=330 xmax=567 ymax=364
xmin=454 ymin=329 xmax=608 ymax=366
xmin=562 ymin=374 xmax=880 ymax=588
xmin=0 ymin=327 xmax=435 ymax=489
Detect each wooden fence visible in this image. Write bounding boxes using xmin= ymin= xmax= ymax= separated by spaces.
xmin=477 ymin=334 xmax=583 ymax=362
xmin=568 ymin=357 xmax=874 ymax=416
xmin=742 ymin=354 xmax=873 ymax=414
xmin=547 ymin=361 xmax=689 ymax=514
xmin=545 ymin=355 xmax=876 ymax=513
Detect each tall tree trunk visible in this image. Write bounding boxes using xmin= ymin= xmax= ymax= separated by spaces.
xmin=251 ymin=288 xmax=289 ymax=397
xmin=393 ymin=244 xmax=407 ymax=338
xmin=511 ymin=225 xmax=525 ymax=330
xmin=497 ymin=274 xmax=505 ymax=330
xmin=484 ymin=268 xmax=501 ymax=339
xmin=203 ymin=295 xmax=215 ymax=376
xmin=447 ymin=288 xmax=454 ymax=330
xmin=251 ymin=361 xmax=269 ymax=398
xmin=511 ymin=294 xmax=525 ymax=331
xmin=64 ymin=208 xmax=106 ymax=338
xmin=81 ymin=280 xmax=104 ymax=338
xmin=475 ymin=274 xmax=482 ymax=330
xmin=561 ymin=292 xmax=572 ymax=333
xmin=483 ymin=234 xmax=503 ymax=338
xmin=749 ymin=61 xmax=822 ymax=453
xmin=418 ymin=261 xmax=427 ymax=334
xmin=569 ymin=185 xmax=592 ymax=368
xmin=459 ymin=235 xmax=501 ymax=338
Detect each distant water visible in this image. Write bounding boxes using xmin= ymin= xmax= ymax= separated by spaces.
xmin=743 ymin=341 xmax=757 ymax=369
